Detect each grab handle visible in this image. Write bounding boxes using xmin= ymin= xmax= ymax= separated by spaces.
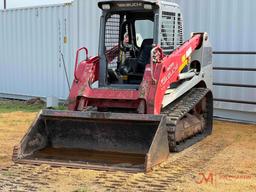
xmin=74 ymin=47 xmax=89 ymax=80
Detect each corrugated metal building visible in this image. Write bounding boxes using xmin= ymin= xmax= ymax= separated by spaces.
xmin=0 ymin=3 xmax=74 ymax=100
xmin=0 ymin=0 xmax=102 ymax=100
xmin=0 ymin=0 xmax=255 ymax=122
xmin=179 ymin=0 xmax=256 ymax=122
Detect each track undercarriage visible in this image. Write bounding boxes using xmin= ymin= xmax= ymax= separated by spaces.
xmin=163 ymin=88 xmax=213 ymax=152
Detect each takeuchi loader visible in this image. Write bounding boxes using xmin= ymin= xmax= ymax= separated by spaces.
xmin=13 ymin=0 xmax=213 ymax=172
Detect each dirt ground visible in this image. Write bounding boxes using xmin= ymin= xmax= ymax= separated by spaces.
xmin=0 ymin=110 xmax=256 ymax=192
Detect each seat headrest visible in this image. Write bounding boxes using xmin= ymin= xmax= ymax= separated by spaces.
xmin=141 ymin=39 xmax=153 ymax=48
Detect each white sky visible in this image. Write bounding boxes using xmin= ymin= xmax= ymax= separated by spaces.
xmin=0 ymin=0 xmax=73 ymax=9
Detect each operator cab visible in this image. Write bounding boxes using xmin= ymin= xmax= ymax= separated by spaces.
xmin=98 ymin=0 xmax=183 ymax=88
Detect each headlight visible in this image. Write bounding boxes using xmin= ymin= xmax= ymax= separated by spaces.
xmin=144 ymin=4 xmax=153 ymax=10
xmin=102 ymin=4 xmax=111 ymax=10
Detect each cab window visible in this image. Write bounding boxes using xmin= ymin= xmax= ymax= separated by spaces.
xmin=135 ymin=20 xmax=154 ymax=47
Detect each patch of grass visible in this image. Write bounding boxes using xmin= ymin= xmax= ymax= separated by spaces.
xmin=0 ymin=99 xmax=69 ymax=113
xmin=73 ymin=188 xmax=89 ymax=192
xmin=235 ymin=134 xmax=242 ymax=141
xmin=2 ymin=171 xmax=14 ymax=177
xmin=0 ymin=155 xmax=7 ymax=160
xmin=73 ymin=185 xmax=91 ymax=192
xmin=51 ymin=105 xmax=68 ymax=111
xmin=0 ymin=100 xmax=44 ymax=113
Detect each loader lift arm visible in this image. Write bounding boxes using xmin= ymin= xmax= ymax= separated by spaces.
xmin=68 ymin=34 xmax=203 ymax=115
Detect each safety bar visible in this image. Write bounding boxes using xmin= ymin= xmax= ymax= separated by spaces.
xmin=74 ymin=47 xmax=89 ymax=80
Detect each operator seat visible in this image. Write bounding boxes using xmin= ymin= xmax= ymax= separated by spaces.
xmin=119 ymin=38 xmax=153 ymax=75
xmin=136 ymin=38 xmax=153 ymax=73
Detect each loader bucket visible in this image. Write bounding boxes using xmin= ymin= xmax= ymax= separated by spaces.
xmin=13 ymin=110 xmax=169 ymax=172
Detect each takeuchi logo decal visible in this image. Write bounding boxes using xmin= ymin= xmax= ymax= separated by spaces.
xmin=160 ymin=63 xmax=178 ymax=86
xmin=117 ymin=2 xmax=143 ymax=8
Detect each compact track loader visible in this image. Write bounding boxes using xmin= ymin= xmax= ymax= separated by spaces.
xmin=13 ymin=0 xmax=213 ymax=172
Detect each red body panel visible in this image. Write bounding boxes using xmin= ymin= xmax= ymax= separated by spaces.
xmin=68 ymin=34 xmax=202 ymax=114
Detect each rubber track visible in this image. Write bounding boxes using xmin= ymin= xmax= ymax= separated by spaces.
xmin=162 ymin=88 xmax=213 ymax=152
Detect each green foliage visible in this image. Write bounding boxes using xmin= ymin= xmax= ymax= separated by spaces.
xmin=2 ymin=171 xmax=14 ymax=177
xmin=73 ymin=188 xmax=89 ymax=192
xmin=51 ymin=105 xmax=68 ymax=111
xmin=0 ymin=100 xmax=44 ymax=113
xmin=0 ymin=99 xmax=69 ymax=113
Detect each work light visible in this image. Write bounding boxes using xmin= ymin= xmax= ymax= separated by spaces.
xmin=102 ymin=4 xmax=111 ymax=10
xmin=144 ymin=4 xmax=153 ymax=10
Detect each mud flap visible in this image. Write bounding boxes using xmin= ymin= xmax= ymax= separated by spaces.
xmin=13 ymin=110 xmax=169 ymax=172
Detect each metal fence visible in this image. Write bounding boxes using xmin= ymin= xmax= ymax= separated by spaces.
xmin=179 ymin=0 xmax=256 ymax=122
xmin=212 ymin=51 xmax=256 ymax=122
